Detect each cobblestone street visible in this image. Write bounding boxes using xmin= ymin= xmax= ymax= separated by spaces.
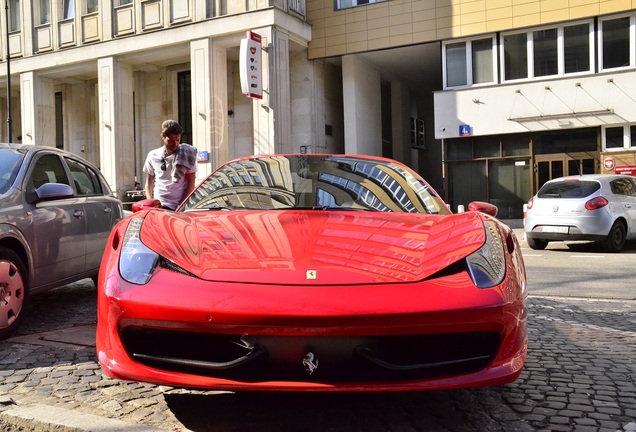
xmin=501 ymin=298 xmax=636 ymax=432
xmin=0 ymin=277 xmax=635 ymax=431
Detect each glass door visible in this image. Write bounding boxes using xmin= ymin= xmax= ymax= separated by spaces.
xmin=534 ymin=153 xmax=597 ymax=191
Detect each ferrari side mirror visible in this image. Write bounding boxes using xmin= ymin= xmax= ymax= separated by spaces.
xmin=131 ymin=199 xmax=162 ymax=212
xmin=467 ymin=201 xmax=498 ymax=217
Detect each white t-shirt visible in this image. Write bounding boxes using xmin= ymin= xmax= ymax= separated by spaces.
xmin=143 ymin=144 xmax=197 ymax=210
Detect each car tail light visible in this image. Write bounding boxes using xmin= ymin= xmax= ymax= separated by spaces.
xmin=585 ymin=196 xmax=609 ymax=210
xmin=527 ymin=197 xmax=534 ymax=209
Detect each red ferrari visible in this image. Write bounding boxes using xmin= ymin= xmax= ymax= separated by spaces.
xmin=96 ymin=154 xmax=527 ymax=392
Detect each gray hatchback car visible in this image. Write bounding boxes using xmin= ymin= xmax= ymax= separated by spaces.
xmin=0 ymin=144 xmax=124 ymax=339
xmin=524 ymin=174 xmax=636 ymax=252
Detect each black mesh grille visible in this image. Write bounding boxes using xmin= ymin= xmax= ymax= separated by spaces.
xmin=121 ymin=327 xmax=501 ymax=383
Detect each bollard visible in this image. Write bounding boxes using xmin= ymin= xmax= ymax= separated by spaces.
xmin=522 ymin=203 xmax=528 ymax=241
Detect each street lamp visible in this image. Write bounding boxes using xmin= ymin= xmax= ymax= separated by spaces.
xmin=4 ymin=0 xmax=12 ymax=143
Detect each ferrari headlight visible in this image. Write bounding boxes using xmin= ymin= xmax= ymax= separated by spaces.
xmin=466 ymin=221 xmax=506 ymax=288
xmin=119 ymin=217 xmax=159 ymax=285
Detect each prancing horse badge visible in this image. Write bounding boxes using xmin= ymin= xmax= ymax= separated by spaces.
xmin=302 ymin=352 xmax=319 ymax=375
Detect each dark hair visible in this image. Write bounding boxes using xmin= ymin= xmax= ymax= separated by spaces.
xmin=161 ymin=120 xmax=183 ymax=137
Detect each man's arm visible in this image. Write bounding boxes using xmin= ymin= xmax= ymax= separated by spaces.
xmin=144 ymin=174 xmax=154 ymax=199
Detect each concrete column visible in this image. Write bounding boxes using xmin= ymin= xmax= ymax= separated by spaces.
xmin=270 ymin=27 xmax=292 ymax=154
xmin=290 ymin=51 xmax=320 ymax=154
xmin=391 ymin=80 xmax=411 ymax=164
xmin=191 ymin=38 xmax=228 ymax=180
xmin=342 ymin=54 xmax=382 ymax=155
xmin=97 ymin=57 xmax=135 ymax=198
xmin=20 ymin=72 xmax=55 ymax=147
xmin=252 ymin=27 xmax=275 ymax=155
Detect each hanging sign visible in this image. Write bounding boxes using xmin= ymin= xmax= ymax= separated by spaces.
xmin=239 ymin=31 xmax=263 ymax=99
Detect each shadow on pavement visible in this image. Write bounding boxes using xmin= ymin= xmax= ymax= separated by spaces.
xmin=163 ymin=387 xmax=525 ymax=432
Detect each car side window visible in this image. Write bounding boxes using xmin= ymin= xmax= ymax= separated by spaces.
xmin=610 ymin=178 xmax=636 ymax=197
xmin=66 ymin=157 xmax=101 ymax=196
xmin=28 ymin=154 xmax=70 ymax=191
xmin=630 ymin=178 xmax=636 ymax=196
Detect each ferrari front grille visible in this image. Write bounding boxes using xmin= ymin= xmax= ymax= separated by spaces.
xmin=121 ymin=327 xmax=501 ymax=383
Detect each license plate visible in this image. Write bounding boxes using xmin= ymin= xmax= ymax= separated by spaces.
xmin=542 ymin=225 xmax=569 ymax=233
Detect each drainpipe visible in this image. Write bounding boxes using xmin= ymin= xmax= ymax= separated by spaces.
xmin=4 ymin=0 xmax=12 ymax=143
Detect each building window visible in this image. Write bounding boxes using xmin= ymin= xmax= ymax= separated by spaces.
xmin=443 ymin=37 xmax=496 ymax=89
xmin=86 ymin=0 xmax=98 ymax=14
xmin=533 ymin=28 xmax=558 ymax=77
xmin=564 ymin=23 xmax=591 ymax=73
xmin=63 ymin=0 xmax=74 ymax=19
xmin=600 ymin=16 xmax=631 ymax=70
xmin=55 ymin=92 xmax=64 ymax=149
xmin=445 ymin=43 xmax=467 ymax=87
xmin=502 ymin=21 xmax=593 ymax=82
xmin=335 ymin=0 xmax=386 ymax=10
xmin=8 ymin=0 xmax=20 ymax=32
xmin=603 ymin=125 xmax=636 ymax=150
xmin=38 ymin=0 xmax=51 ymax=24
xmin=177 ymin=71 xmax=192 ymax=146
xmin=472 ymin=38 xmax=494 ymax=84
xmin=503 ymin=33 xmax=528 ymax=81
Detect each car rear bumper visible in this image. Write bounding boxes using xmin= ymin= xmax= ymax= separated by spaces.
xmin=524 ymin=213 xmax=611 ymax=241
xmin=525 ymin=229 xmax=606 ymax=242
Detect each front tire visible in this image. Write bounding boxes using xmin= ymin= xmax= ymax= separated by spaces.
xmin=0 ymin=247 xmax=29 ymax=340
xmin=526 ymin=237 xmax=549 ymax=250
xmin=602 ymin=221 xmax=626 ymax=253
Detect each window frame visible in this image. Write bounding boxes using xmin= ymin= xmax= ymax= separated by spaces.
xmin=62 ymin=0 xmax=74 ymax=19
xmin=598 ymin=13 xmax=635 ymax=72
xmin=442 ymin=35 xmax=498 ymax=89
xmin=36 ymin=0 xmax=51 ymax=25
xmin=8 ymin=0 xmax=20 ymax=32
xmin=334 ymin=0 xmax=386 ymax=10
xmin=500 ymin=20 xmax=594 ymax=83
xmin=86 ymin=0 xmax=98 ymax=14
xmin=602 ymin=124 xmax=636 ymax=151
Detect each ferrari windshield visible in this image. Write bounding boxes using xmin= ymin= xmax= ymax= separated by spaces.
xmin=181 ymin=155 xmax=450 ymax=214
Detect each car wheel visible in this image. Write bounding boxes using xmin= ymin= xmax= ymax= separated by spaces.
xmin=526 ymin=237 xmax=548 ymax=250
xmin=0 ymin=247 xmax=29 ymax=340
xmin=601 ymin=221 xmax=626 ymax=253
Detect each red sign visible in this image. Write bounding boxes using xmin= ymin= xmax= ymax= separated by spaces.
xmin=603 ymin=157 xmax=615 ymax=171
xmin=615 ymin=165 xmax=636 ymax=176
xmin=239 ymin=31 xmax=263 ymax=99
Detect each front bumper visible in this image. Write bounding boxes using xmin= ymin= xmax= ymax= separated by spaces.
xmin=96 ymin=267 xmax=527 ymax=392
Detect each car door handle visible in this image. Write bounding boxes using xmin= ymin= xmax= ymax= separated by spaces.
xmin=73 ymin=209 xmax=84 ymax=218
xmin=103 ymin=207 xmax=112 ymax=214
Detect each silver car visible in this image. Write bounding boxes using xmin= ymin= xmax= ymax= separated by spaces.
xmin=0 ymin=144 xmax=124 ymax=339
xmin=524 ymin=174 xmax=636 ymax=252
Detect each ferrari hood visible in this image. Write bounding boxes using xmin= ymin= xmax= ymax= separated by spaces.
xmin=139 ymin=210 xmax=488 ymax=285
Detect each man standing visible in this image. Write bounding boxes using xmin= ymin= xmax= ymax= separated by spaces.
xmin=143 ymin=120 xmax=197 ymax=210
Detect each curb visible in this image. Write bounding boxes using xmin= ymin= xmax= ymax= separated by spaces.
xmin=0 ymin=403 xmax=166 ymax=432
